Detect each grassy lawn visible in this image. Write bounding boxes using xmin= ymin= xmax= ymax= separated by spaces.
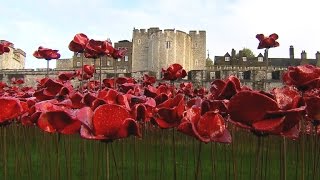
xmin=1 ymin=124 xmax=319 ymax=180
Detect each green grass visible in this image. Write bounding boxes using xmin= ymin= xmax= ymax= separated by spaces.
xmin=1 ymin=124 xmax=319 ymax=180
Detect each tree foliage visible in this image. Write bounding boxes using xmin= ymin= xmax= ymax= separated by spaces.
xmin=236 ymin=48 xmax=255 ymax=58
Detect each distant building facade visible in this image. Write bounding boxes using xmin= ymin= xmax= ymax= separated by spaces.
xmin=195 ymin=46 xmax=320 ymax=90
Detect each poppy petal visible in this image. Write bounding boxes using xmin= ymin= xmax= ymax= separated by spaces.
xmin=92 ymin=104 xmax=131 ymax=136
xmin=228 ymin=91 xmax=279 ymax=125
xmin=116 ymin=118 xmax=141 ymax=138
xmin=76 ymin=107 xmax=94 ymax=130
xmin=0 ymin=97 xmax=23 ymax=123
xmin=252 ymin=117 xmax=285 ymax=131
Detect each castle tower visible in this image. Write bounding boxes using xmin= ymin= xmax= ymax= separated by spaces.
xmin=132 ymin=28 xmax=206 ymax=77
xmin=0 ymin=41 xmax=26 ymax=69
xmin=132 ymin=28 xmax=149 ymax=72
xmin=189 ymin=30 xmax=206 ymax=70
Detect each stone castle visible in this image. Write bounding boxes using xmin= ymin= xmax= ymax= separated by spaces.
xmin=56 ymin=27 xmax=206 ymax=79
xmin=131 ymin=27 xmax=206 ymax=76
xmin=1 ymin=28 xmax=319 ymax=91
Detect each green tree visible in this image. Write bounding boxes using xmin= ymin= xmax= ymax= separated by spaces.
xmin=236 ymin=48 xmax=255 ymax=58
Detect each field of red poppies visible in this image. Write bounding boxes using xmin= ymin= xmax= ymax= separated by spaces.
xmin=1 ymin=34 xmax=320 ymax=179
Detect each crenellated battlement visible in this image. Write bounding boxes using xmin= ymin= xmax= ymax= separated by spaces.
xmin=189 ymin=30 xmax=206 ymax=37
xmin=14 ymin=48 xmax=26 ymax=57
xmin=134 ymin=28 xmax=199 ymax=38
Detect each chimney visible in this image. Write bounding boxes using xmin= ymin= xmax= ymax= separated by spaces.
xmin=301 ymin=50 xmax=307 ymax=59
xmin=289 ymin=45 xmax=294 ymax=59
xmin=300 ymin=51 xmax=308 ymax=65
xmin=231 ymin=48 xmax=236 ymax=58
xmin=316 ymin=51 xmax=320 ymax=67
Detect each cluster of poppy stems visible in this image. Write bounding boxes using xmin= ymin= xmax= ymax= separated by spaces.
xmin=1 ymin=33 xmax=319 ymax=144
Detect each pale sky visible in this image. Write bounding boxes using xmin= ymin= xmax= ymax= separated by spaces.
xmin=1 ymin=0 xmax=319 ymax=69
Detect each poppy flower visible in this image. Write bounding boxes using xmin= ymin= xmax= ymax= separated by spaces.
xmin=142 ymin=74 xmax=156 ymax=86
xmin=116 ymin=77 xmax=137 ymax=85
xmin=282 ymin=65 xmax=320 ymax=90
xmin=228 ymin=87 xmax=304 ymax=138
xmin=112 ymin=48 xmax=126 ymax=59
xmin=303 ymin=89 xmax=320 ymax=122
xmin=69 ymin=92 xmax=85 ymax=109
xmin=256 ymin=33 xmax=279 ymax=49
xmin=210 ymin=75 xmax=243 ymax=100
xmin=153 ymin=94 xmax=185 ymax=128
xmin=193 ymin=87 xmax=208 ymax=98
xmin=33 ymin=46 xmax=61 ymax=60
xmin=103 ymin=78 xmax=115 ymax=89
xmin=178 ymin=107 xmax=231 ymax=143
xmin=68 ymin=33 xmax=89 ymax=53
xmin=37 ymin=110 xmax=81 ymax=134
xmin=0 ymin=97 xmax=23 ymax=123
xmin=84 ymin=39 xmax=114 ymax=58
xmin=11 ymin=77 xmax=25 ymax=85
xmin=130 ymin=96 xmax=156 ymax=122
xmin=83 ymin=65 xmax=95 ymax=76
xmin=162 ymin=63 xmax=187 ymax=81
xmin=0 ymin=40 xmax=12 ymax=55
xmin=178 ymin=82 xmax=194 ymax=97
xmin=58 ymin=71 xmax=77 ymax=81
xmin=79 ymin=104 xmax=141 ymax=140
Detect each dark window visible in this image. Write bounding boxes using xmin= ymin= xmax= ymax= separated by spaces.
xmin=272 ymin=71 xmax=280 ymax=80
xmin=243 ymin=71 xmax=251 ymax=80
xmin=166 ymin=41 xmax=171 ymax=49
xmin=215 ymin=71 xmax=221 ymax=79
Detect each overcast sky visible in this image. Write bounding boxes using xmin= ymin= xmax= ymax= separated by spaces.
xmin=1 ymin=0 xmax=319 ymax=69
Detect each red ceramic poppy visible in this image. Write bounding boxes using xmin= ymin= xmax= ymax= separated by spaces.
xmin=116 ymin=77 xmax=137 ymax=84
xmin=153 ymin=94 xmax=185 ymax=128
xmin=83 ymin=65 xmax=95 ymax=76
xmin=178 ymin=107 xmax=231 ymax=143
xmin=68 ymin=33 xmax=89 ymax=53
xmin=0 ymin=97 xmax=23 ymax=123
xmin=162 ymin=63 xmax=187 ymax=81
xmin=0 ymin=40 xmax=12 ymax=55
xmin=33 ymin=46 xmax=61 ymax=60
xmin=80 ymin=104 xmax=141 ymax=140
xmin=85 ymin=39 xmax=113 ymax=58
xmin=69 ymin=92 xmax=85 ymax=109
xmin=302 ymin=88 xmax=320 ymax=122
xmin=58 ymin=71 xmax=77 ymax=81
xmin=102 ymin=78 xmax=115 ymax=89
xmin=37 ymin=110 xmax=81 ymax=134
xmin=256 ymin=33 xmax=279 ymax=49
xmin=210 ymin=75 xmax=242 ymax=100
xmin=11 ymin=77 xmax=25 ymax=85
xmin=142 ymin=74 xmax=156 ymax=86
xmin=229 ymin=88 xmax=304 ymax=138
xmin=112 ymin=48 xmax=126 ymax=59
xmin=282 ymin=65 xmax=320 ymax=90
